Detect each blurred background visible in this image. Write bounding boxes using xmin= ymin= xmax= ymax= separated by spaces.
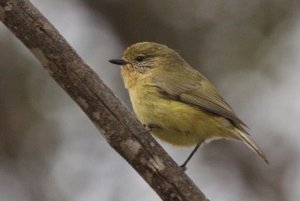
xmin=1 ymin=0 xmax=300 ymax=200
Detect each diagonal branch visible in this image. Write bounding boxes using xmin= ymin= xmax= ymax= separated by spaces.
xmin=0 ymin=0 xmax=209 ymax=200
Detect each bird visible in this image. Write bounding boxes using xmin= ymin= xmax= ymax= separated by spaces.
xmin=109 ymin=42 xmax=269 ymax=169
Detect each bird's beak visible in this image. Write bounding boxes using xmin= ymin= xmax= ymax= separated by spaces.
xmin=109 ymin=59 xmax=128 ymax=65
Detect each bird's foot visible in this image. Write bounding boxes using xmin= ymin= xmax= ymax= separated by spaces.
xmin=180 ymin=164 xmax=187 ymax=172
xmin=143 ymin=124 xmax=152 ymax=132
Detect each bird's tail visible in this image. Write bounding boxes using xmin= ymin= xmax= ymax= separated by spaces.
xmin=234 ymin=128 xmax=269 ymax=164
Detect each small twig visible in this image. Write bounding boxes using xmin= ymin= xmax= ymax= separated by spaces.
xmin=0 ymin=0 xmax=209 ymax=200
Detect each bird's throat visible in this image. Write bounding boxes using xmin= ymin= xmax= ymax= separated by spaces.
xmin=121 ymin=65 xmax=143 ymax=89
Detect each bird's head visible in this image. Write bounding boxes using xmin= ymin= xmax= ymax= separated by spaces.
xmin=109 ymin=42 xmax=186 ymax=74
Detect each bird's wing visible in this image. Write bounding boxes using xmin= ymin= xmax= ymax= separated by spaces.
xmin=152 ymin=69 xmax=248 ymax=130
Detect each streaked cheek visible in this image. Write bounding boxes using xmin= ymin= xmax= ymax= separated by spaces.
xmin=122 ymin=64 xmax=133 ymax=71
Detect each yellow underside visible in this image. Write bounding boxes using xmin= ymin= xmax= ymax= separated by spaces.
xmin=129 ymin=83 xmax=237 ymax=147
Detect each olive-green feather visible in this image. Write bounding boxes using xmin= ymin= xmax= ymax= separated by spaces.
xmin=152 ymin=67 xmax=248 ymax=131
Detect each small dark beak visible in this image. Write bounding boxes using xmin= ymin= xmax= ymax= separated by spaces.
xmin=109 ymin=59 xmax=128 ymax=65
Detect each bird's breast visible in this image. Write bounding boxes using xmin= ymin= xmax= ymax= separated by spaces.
xmin=127 ymin=81 xmax=159 ymax=122
xmin=127 ymin=81 xmax=234 ymax=146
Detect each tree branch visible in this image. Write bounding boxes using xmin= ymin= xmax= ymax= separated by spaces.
xmin=0 ymin=0 xmax=209 ymax=200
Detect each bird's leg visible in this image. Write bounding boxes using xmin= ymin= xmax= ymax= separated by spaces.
xmin=143 ymin=124 xmax=161 ymax=132
xmin=143 ymin=124 xmax=160 ymax=133
xmin=180 ymin=142 xmax=202 ymax=171
xmin=143 ymin=124 xmax=152 ymax=132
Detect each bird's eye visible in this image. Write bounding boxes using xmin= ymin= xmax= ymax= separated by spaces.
xmin=135 ymin=55 xmax=146 ymax=62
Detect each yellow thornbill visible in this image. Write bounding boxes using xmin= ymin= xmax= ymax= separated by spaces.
xmin=109 ymin=42 xmax=269 ymax=169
